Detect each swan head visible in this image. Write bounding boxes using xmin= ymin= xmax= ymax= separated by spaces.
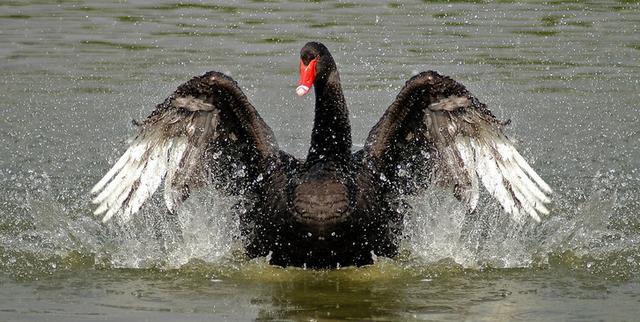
xmin=296 ymin=42 xmax=335 ymax=96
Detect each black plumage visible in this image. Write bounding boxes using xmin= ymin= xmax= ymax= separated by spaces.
xmin=92 ymin=42 xmax=552 ymax=268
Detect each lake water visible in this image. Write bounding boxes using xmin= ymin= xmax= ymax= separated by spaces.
xmin=1 ymin=0 xmax=639 ymax=321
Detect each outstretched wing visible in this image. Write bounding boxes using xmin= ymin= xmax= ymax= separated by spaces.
xmin=363 ymin=71 xmax=552 ymax=222
xmin=91 ymin=71 xmax=279 ymax=223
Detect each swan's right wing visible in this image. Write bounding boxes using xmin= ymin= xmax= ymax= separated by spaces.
xmin=91 ymin=71 xmax=279 ymax=223
xmin=362 ymin=71 xmax=552 ymax=222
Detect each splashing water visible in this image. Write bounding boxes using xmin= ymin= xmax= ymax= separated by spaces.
xmin=401 ymin=169 xmax=640 ymax=276
xmin=85 ymin=187 xmax=244 ymax=270
xmin=1 ymin=165 xmax=637 ymax=280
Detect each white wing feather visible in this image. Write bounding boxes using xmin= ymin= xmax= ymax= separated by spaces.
xmin=431 ymin=96 xmax=552 ymax=222
xmin=91 ymin=129 xmax=188 ymax=223
xmin=453 ymin=137 xmax=480 ymax=210
xmin=163 ymin=136 xmax=189 ymax=213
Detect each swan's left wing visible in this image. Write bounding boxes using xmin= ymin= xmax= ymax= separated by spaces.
xmin=362 ymin=71 xmax=552 ymax=222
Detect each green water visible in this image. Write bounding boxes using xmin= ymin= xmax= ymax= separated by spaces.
xmin=1 ymin=260 xmax=638 ymax=321
xmin=1 ymin=0 xmax=639 ymax=320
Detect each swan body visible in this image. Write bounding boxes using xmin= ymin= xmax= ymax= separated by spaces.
xmin=91 ymin=42 xmax=552 ymax=268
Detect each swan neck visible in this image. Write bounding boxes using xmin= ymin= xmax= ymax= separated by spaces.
xmin=307 ymin=70 xmax=352 ymax=164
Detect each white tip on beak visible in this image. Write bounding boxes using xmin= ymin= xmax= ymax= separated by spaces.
xmin=296 ymin=85 xmax=310 ymax=96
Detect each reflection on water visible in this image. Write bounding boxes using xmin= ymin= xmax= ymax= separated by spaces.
xmin=0 ymin=260 xmax=637 ymax=321
xmin=1 ymin=0 xmax=639 ymax=320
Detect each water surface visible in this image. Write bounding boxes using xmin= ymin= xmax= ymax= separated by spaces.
xmin=1 ymin=0 xmax=639 ymax=321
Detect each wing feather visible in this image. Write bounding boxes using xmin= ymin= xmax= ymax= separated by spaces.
xmin=363 ymin=71 xmax=552 ymax=222
xmin=92 ymin=128 xmax=188 ymax=223
xmin=91 ymin=71 xmax=278 ymax=223
xmin=164 ymin=136 xmax=189 ymax=213
xmin=453 ymin=136 xmax=479 ymax=210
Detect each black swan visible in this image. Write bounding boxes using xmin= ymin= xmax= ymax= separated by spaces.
xmin=91 ymin=42 xmax=552 ymax=268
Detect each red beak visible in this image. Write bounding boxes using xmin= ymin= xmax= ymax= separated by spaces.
xmin=296 ymin=58 xmax=318 ymax=96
